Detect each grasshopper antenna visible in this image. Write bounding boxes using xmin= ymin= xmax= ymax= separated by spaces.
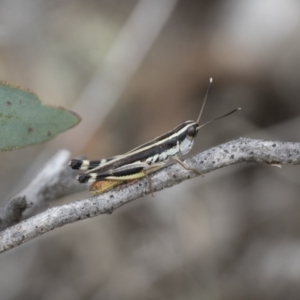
xmin=196 ymin=77 xmax=213 ymax=124
xmin=198 ymin=107 xmax=241 ymax=130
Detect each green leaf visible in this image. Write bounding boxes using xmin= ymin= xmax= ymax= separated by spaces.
xmin=0 ymin=81 xmax=81 ymax=151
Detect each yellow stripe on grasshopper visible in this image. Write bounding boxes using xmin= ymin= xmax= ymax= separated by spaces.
xmin=89 ymin=166 xmax=162 ymax=196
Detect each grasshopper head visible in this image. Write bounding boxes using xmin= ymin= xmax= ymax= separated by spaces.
xmin=176 ymin=121 xmax=199 ymax=155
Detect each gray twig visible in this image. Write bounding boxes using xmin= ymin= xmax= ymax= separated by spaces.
xmin=0 ymin=138 xmax=299 ymax=254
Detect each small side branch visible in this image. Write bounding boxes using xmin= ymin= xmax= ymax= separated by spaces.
xmin=0 ymin=197 xmax=29 ymax=230
xmin=0 ymin=150 xmax=85 ymax=230
xmin=0 ymin=138 xmax=299 ymax=254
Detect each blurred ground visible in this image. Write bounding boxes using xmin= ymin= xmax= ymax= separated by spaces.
xmin=0 ymin=0 xmax=300 ymax=299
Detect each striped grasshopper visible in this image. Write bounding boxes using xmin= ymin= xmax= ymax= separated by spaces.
xmin=70 ymin=78 xmax=240 ymax=195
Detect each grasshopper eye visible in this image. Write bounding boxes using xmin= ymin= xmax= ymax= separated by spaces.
xmin=187 ymin=125 xmax=196 ymax=138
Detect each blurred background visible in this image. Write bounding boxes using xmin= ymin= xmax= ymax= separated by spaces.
xmin=0 ymin=0 xmax=300 ymax=299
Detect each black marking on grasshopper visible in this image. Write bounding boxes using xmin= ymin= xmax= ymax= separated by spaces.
xmin=70 ymin=155 xmax=121 ymax=171
xmin=77 ymin=164 xmax=145 ymax=183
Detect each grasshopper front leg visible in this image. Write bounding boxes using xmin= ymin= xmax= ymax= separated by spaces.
xmin=172 ymin=156 xmax=203 ymax=176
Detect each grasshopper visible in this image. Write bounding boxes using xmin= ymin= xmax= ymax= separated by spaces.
xmin=70 ymin=78 xmax=240 ymax=195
